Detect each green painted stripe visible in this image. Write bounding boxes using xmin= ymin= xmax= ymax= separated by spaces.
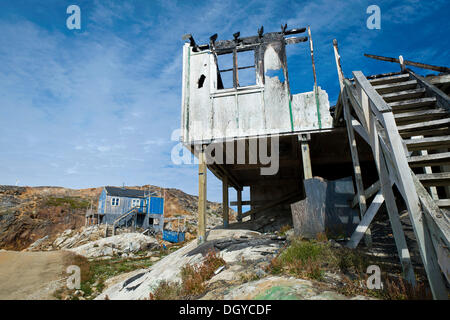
xmin=289 ymin=98 xmax=294 ymax=131
xmin=314 ymin=86 xmax=321 ymax=129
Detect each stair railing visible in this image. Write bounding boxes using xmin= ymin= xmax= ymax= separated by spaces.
xmin=112 ymin=207 xmax=137 ymax=235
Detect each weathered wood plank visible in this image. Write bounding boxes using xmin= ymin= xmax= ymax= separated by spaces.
xmin=417 ymin=172 xmax=450 ymax=187
xmin=382 ymin=88 xmax=426 ymax=102
xmin=389 ymin=97 xmax=437 ymax=113
xmin=436 ymin=199 xmax=450 ymax=208
xmin=351 ymin=180 xmax=381 ymax=208
xmin=347 ymin=191 xmax=385 ymax=249
xmin=369 ymin=73 xmax=411 ymax=86
xmin=397 ymin=118 xmax=450 ymax=133
xmin=405 ymin=135 xmax=450 ymax=151
xmin=408 ymin=152 xmax=450 ymax=167
xmin=400 ymin=127 xmax=450 ymax=139
xmin=373 ymin=80 xmax=418 ymax=94
xmin=394 ymin=109 xmax=445 ymax=124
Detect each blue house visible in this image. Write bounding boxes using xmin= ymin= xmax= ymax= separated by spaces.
xmin=93 ymin=186 xmax=165 ymax=231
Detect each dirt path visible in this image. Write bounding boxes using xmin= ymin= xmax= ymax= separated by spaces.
xmin=0 ymin=250 xmax=73 ymax=300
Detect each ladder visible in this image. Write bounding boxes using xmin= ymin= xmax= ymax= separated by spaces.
xmin=333 ymin=42 xmax=449 ymax=300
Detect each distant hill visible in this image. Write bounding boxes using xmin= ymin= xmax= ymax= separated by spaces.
xmin=0 ymin=185 xmax=234 ymax=251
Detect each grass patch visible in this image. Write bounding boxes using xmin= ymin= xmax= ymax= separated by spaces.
xmin=269 ymin=239 xmax=333 ymax=280
xmin=267 ymin=238 xmax=432 ymax=300
xmin=45 ymin=196 xmax=90 ymax=210
xmin=151 ymin=250 xmax=226 ymax=300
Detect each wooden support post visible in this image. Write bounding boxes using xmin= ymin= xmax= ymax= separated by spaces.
xmin=299 ymin=134 xmax=312 ymax=179
xmin=343 ymin=91 xmax=372 ymax=247
xmin=198 ymin=145 xmax=207 ymax=243
xmin=399 ymin=55 xmax=406 ymax=72
xmin=237 ymin=189 xmax=242 ymax=222
xmin=334 ymin=39 xmax=372 ymax=246
xmin=222 ymin=176 xmax=229 ymax=227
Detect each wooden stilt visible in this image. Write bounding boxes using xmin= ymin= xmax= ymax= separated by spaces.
xmin=299 ymin=134 xmax=312 ymax=179
xmin=237 ymin=189 xmax=242 ymax=222
xmin=222 ymin=176 xmax=229 ymax=227
xmin=343 ymin=92 xmax=373 ymax=247
xmin=198 ymin=145 xmax=207 ymax=243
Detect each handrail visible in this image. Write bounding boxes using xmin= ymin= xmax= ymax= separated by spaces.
xmin=113 ymin=207 xmax=137 ymax=226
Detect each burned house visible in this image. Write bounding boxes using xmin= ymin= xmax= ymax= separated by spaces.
xmin=180 ymin=27 xmax=450 ymax=299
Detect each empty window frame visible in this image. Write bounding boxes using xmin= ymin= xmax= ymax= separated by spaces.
xmin=131 ymin=199 xmax=141 ymax=207
xmin=216 ymin=49 xmax=256 ymax=89
xmin=111 ymin=197 xmax=120 ymax=206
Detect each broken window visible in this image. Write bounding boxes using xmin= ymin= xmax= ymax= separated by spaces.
xmin=216 ymin=49 xmax=256 ymax=89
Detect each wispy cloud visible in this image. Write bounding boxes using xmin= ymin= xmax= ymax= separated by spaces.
xmin=0 ymin=1 xmax=448 ymax=201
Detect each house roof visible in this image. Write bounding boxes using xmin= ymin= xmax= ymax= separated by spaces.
xmin=104 ymin=186 xmax=157 ymax=198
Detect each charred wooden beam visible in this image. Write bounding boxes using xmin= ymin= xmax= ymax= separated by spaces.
xmin=364 ymin=54 xmax=450 ymax=73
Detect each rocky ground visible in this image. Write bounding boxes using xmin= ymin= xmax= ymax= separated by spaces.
xmin=95 ymin=229 xmax=379 ymax=300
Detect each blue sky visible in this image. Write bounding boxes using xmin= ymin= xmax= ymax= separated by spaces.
xmin=0 ymin=0 xmax=449 ymax=203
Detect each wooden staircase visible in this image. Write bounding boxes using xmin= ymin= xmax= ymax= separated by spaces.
xmin=112 ymin=207 xmax=138 ymax=235
xmin=332 ymin=40 xmax=449 ymax=300
xmin=370 ymin=72 xmax=450 ymax=207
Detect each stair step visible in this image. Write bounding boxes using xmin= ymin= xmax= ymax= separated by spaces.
xmin=416 ymin=172 xmax=450 ymax=187
xmin=400 ymin=127 xmax=450 ymax=139
xmin=382 ymin=88 xmax=426 ymax=102
xmin=389 ymin=97 xmax=437 ymax=113
xmin=370 ymin=73 xmax=411 ymax=86
xmin=405 ymin=135 xmax=450 ymax=151
xmin=374 ymin=80 xmax=418 ymax=94
xmin=397 ymin=118 xmax=450 ymax=134
xmin=394 ymin=108 xmax=446 ymax=124
xmin=408 ymin=152 xmax=450 ymax=167
xmin=437 ymin=199 xmax=450 ymax=208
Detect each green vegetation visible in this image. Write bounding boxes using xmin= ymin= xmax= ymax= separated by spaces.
xmin=45 ymin=196 xmax=90 ymax=209
xmin=151 ymin=250 xmax=226 ymax=300
xmin=267 ymin=237 xmax=432 ymax=299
